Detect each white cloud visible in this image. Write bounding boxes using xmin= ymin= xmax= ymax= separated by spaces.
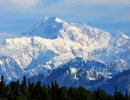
xmin=0 ymin=0 xmax=41 ymax=9
xmin=0 ymin=33 xmax=19 ymax=43
xmin=0 ymin=33 xmax=23 ymax=57
xmin=62 ymin=0 xmax=130 ymax=5
xmin=0 ymin=45 xmax=23 ymax=57
xmin=0 ymin=33 xmax=14 ymax=37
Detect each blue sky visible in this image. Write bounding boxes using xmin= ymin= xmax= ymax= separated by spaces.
xmin=0 ymin=0 xmax=130 ymax=36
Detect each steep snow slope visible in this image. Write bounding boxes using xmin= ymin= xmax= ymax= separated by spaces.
xmin=22 ymin=17 xmax=67 ymax=39
xmin=0 ymin=56 xmax=24 ymax=82
xmin=92 ymin=32 xmax=130 ymax=64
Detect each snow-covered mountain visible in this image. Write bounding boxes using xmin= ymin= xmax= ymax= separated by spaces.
xmin=29 ymin=67 xmax=105 ymax=88
xmin=0 ymin=16 xmax=130 ymax=84
xmin=60 ymin=57 xmax=129 ymax=77
xmin=22 ymin=17 xmax=111 ymax=48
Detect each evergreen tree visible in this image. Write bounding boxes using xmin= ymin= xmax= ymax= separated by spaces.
xmin=51 ymin=81 xmax=56 ymax=100
xmin=41 ymin=85 xmax=49 ymax=100
xmin=68 ymin=87 xmax=77 ymax=100
xmin=28 ymin=82 xmax=35 ymax=100
xmin=0 ymin=75 xmax=5 ymax=96
xmin=22 ymin=76 xmax=27 ymax=87
xmin=125 ymin=89 xmax=129 ymax=100
xmin=114 ymin=86 xmax=118 ymax=100
xmin=107 ymin=95 xmax=115 ymax=100
xmin=20 ymin=76 xmax=28 ymax=99
xmin=33 ymin=81 xmax=42 ymax=99
xmin=94 ymin=88 xmax=108 ymax=100
xmin=117 ymin=91 xmax=125 ymax=100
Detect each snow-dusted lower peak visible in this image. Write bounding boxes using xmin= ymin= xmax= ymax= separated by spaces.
xmin=30 ymin=67 xmax=105 ymax=88
xmin=61 ymin=57 xmax=129 ymax=77
xmin=108 ymin=59 xmax=129 ymax=72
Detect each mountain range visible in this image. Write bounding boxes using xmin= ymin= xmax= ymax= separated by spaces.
xmin=0 ymin=17 xmax=130 ymax=93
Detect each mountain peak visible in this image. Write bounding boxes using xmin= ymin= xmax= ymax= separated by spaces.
xmin=21 ymin=16 xmax=68 ymax=38
xmin=43 ymin=17 xmax=65 ymax=23
xmin=22 ymin=16 xmax=110 ymax=42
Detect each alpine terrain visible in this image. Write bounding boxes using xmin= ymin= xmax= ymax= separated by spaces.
xmin=0 ymin=17 xmax=130 ymax=93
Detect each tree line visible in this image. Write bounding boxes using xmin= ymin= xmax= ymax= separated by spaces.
xmin=0 ymin=75 xmax=129 ymax=100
